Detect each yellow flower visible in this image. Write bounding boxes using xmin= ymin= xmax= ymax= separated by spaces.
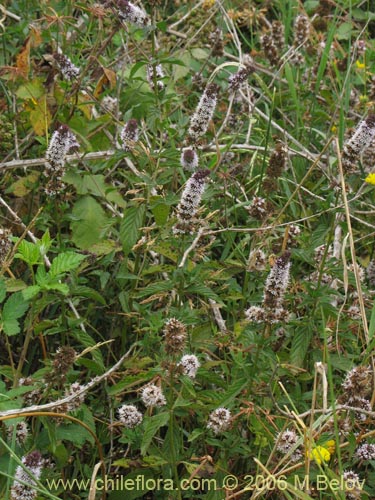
xmin=325 ymin=440 xmax=335 ymax=454
xmin=356 ymin=60 xmax=365 ymax=69
xmin=202 ymin=0 xmax=216 ymax=9
xmin=365 ymin=173 xmax=375 ymax=185
xmin=331 ymin=125 xmax=337 ymax=133
xmin=308 ymin=446 xmax=331 ymax=464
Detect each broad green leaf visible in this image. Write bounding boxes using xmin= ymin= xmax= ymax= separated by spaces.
xmin=22 ymin=285 xmax=41 ymax=300
xmin=71 ymin=196 xmax=109 ymax=250
xmin=2 ymin=292 xmax=29 ymax=321
xmin=141 ymin=412 xmax=169 ymax=455
xmin=119 ymin=205 xmax=145 ymax=255
xmin=150 ymin=196 xmax=170 ymax=226
xmin=136 ymin=280 xmax=174 ymax=298
xmin=49 ymin=252 xmax=87 ymax=278
xmin=15 ymin=240 xmax=42 ymax=266
xmin=3 ymin=319 xmax=20 ymax=336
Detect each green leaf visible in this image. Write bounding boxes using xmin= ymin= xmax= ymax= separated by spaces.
xmin=45 ymin=283 xmax=69 ymax=295
xmin=71 ymin=196 xmax=109 ymax=250
xmin=150 ymin=196 xmax=170 ymax=226
xmin=336 ymin=22 xmax=352 ymax=40
xmin=14 ymin=240 xmax=42 ymax=266
xmin=49 ymin=252 xmax=87 ymax=278
xmin=290 ymin=328 xmax=313 ymax=367
xmin=0 ymin=278 xmax=6 ymax=304
xmin=72 ymin=285 xmax=107 ymax=305
xmin=3 ymin=319 xmax=21 ymax=336
xmin=22 ymin=285 xmax=41 ymax=300
xmin=119 ymin=205 xmax=145 ymax=255
xmin=191 ymin=48 xmax=209 ymax=60
xmin=136 ymin=280 xmax=174 ymax=298
xmin=141 ymin=412 xmax=169 ymax=455
xmin=2 ymin=292 xmax=29 ymax=321
xmin=217 ymin=378 xmax=248 ymax=407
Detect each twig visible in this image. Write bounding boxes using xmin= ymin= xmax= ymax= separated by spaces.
xmin=208 ymin=298 xmax=227 ymax=333
xmin=0 ymin=343 xmax=137 ymax=417
xmin=178 ymin=227 xmax=204 ymax=268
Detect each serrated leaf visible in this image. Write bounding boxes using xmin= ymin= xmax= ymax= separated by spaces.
xmin=3 ymin=319 xmax=20 ymax=336
xmin=136 ymin=280 xmax=174 ymax=298
xmin=141 ymin=413 xmax=169 ymax=455
xmin=290 ymin=328 xmax=313 ymax=367
xmin=119 ymin=205 xmax=145 ymax=255
xmin=2 ymin=292 xmax=29 ymax=321
xmin=73 ymin=285 xmax=107 ymax=305
xmin=71 ymin=196 xmax=109 ymax=250
xmin=150 ymin=196 xmax=170 ymax=226
xmin=22 ymin=285 xmax=41 ymax=300
xmin=45 ymin=282 xmax=69 ymax=295
xmin=191 ymin=48 xmax=209 ymax=60
xmin=15 ymin=240 xmax=42 ymax=266
xmin=49 ymin=252 xmax=87 ymax=278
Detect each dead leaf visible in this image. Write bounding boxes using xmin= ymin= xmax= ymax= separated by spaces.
xmin=16 ymin=36 xmax=31 ymax=79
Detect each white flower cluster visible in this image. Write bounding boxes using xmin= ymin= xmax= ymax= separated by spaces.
xmin=207 ymin=407 xmax=231 ymax=435
xmin=247 ymin=249 xmax=267 ymax=271
xmin=355 ymin=443 xmax=375 ymax=460
xmin=102 ymin=96 xmax=118 ymax=114
xmin=118 ymin=404 xmax=143 ymax=428
xmin=180 ymin=148 xmax=199 ymax=171
xmin=11 ymin=451 xmax=43 ymax=500
xmin=188 ymin=83 xmax=219 ymax=142
xmin=275 ymin=429 xmax=302 ymax=462
xmin=178 ymin=354 xmax=200 ymax=379
xmin=118 ymin=0 xmax=150 ymax=27
xmin=53 ymin=53 xmax=80 ymax=81
xmin=141 ymin=384 xmax=166 ymax=407
xmin=343 ymin=470 xmax=362 ymax=499
xmin=147 ymin=64 xmax=165 ymax=90
xmin=120 ymin=119 xmax=139 ymax=152
xmin=173 ymin=169 xmax=210 ymax=234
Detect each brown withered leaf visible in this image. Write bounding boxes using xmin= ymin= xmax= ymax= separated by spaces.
xmin=16 ymin=37 xmax=31 ymax=79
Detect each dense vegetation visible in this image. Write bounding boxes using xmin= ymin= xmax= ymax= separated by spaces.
xmin=1 ymin=0 xmax=375 ymax=499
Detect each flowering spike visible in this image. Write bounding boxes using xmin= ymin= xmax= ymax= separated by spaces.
xmin=120 ymin=119 xmax=139 ymax=152
xmin=141 ymin=384 xmax=166 ymax=407
xmin=188 ymin=83 xmax=219 ymax=143
xmin=173 ymin=169 xmax=210 ymax=234
xmin=44 ymin=125 xmax=79 ymax=196
xmin=228 ymin=62 xmax=255 ymax=94
xmin=147 ymin=64 xmax=165 ymax=90
xmin=178 ymin=354 xmax=200 ymax=379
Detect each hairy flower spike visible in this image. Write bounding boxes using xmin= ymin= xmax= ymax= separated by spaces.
xmin=147 ymin=63 xmax=165 ymax=90
xmin=293 ymin=14 xmax=311 ymax=46
xmin=117 ymin=0 xmax=150 ymax=27
xmin=249 ymin=196 xmax=268 ymax=219
xmin=343 ymin=470 xmax=363 ymax=499
xmin=271 ymin=21 xmax=285 ymax=50
xmin=44 ymin=125 xmax=79 ymax=196
xmin=180 ymin=148 xmax=199 ymax=171
xmin=188 ymin=83 xmax=219 ymax=143
xmin=141 ymin=384 xmax=166 ymax=407
xmin=207 ymin=408 xmax=231 ymax=434
xmin=53 ymin=53 xmax=80 ymax=81
xmin=11 ymin=451 xmax=43 ymax=500
xmin=178 ymin=354 xmax=200 ymax=379
xmin=263 ymin=251 xmax=291 ymax=308
xmin=163 ymin=318 xmax=187 ymax=355
xmin=118 ymin=404 xmax=143 ymax=428
xmin=120 ymin=119 xmax=139 ymax=152
xmin=209 ymin=27 xmax=224 ymax=57
xmin=342 ymin=114 xmax=375 ymax=173
xmin=228 ymin=62 xmax=255 ymax=94
xmin=173 ymin=169 xmax=210 ymax=234
xmin=261 ymin=34 xmax=279 ymax=66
